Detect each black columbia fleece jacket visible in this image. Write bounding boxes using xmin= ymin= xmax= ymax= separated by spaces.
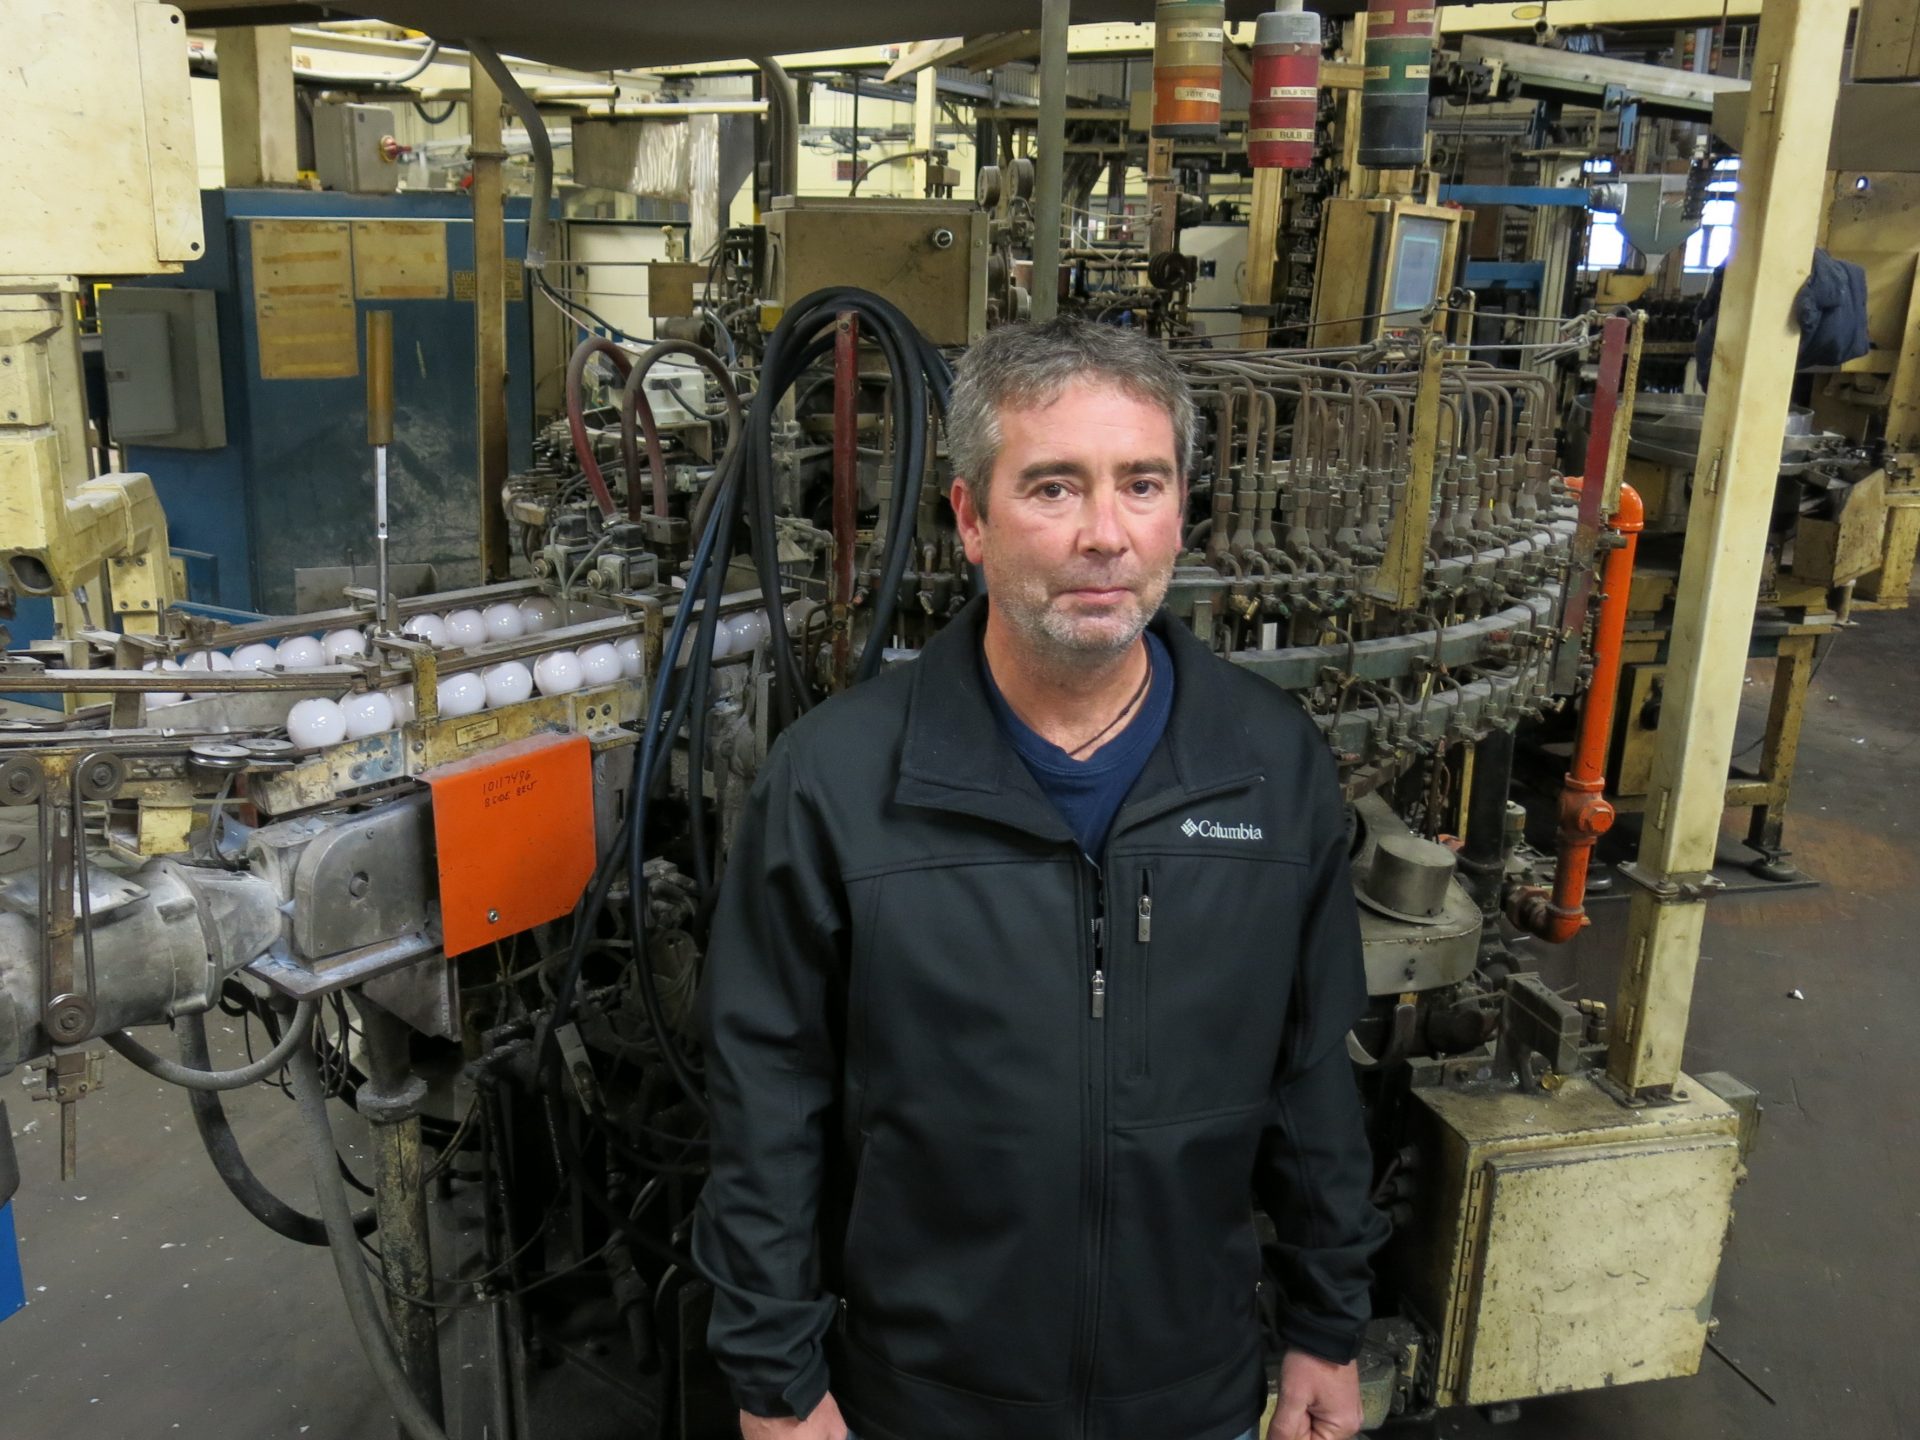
xmin=692 ymin=597 xmax=1389 ymax=1440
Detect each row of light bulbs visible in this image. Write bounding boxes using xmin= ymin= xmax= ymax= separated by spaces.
xmin=141 ymin=593 xmax=779 ymax=750
xmin=282 ymin=636 xmax=632 ymax=749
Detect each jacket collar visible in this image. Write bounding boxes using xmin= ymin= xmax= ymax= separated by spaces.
xmin=894 ymin=595 xmax=1263 ymax=841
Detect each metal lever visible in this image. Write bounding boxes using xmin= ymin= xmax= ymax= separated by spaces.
xmin=365 ymin=310 xmax=395 ymax=635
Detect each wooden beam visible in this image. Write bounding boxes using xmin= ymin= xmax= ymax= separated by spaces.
xmin=1608 ymin=0 xmax=1850 ymax=1097
xmin=217 ymin=25 xmax=297 ymax=187
xmin=471 ymin=55 xmax=511 ymax=582
xmin=1240 ymin=167 xmax=1285 ymax=350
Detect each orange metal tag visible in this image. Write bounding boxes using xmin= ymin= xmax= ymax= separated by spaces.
xmin=423 ymin=732 xmax=596 ymax=956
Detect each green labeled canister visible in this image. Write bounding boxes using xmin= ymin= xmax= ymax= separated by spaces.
xmin=1358 ymin=0 xmax=1437 ymax=166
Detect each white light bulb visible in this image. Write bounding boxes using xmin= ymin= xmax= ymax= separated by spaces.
xmin=322 ymin=628 xmax=369 ymax=661
xmin=274 ymin=636 xmax=324 ymax=669
xmin=518 ymin=596 xmax=559 ymax=635
xmin=386 ymin=685 xmax=416 ymax=726
xmin=340 ymin=691 xmax=396 ymax=739
xmin=437 ymin=673 xmax=487 ymax=717
xmin=577 ymin=642 xmax=622 ymax=688
xmin=482 ymin=602 xmax=526 ymax=643
xmin=142 ymin=658 xmax=185 ymax=707
xmin=483 ymin=661 xmax=534 ymax=708
xmin=615 ymin=637 xmax=644 ymax=679
xmin=401 ymin=613 xmax=448 ymax=648
xmin=533 ymin=650 xmax=583 ymax=696
xmin=710 ymin=622 xmax=737 ymax=660
xmin=230 ymin=643 xmax=278 ymax=671
xmin=444 ymin=609 xmax=487 ymax=651
xmin=181 ymin=650 xmax=234 ymax=671
xmin=286 ymin=697 xmax=347 ymax=750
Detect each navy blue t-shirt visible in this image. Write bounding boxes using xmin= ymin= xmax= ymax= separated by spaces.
xmin=982 ymin=631 xmax=1174 ymax=859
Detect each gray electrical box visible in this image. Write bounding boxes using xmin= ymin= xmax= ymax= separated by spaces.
xmin=314 ymin=102 xmax=400 ymax=194
xmin=765 ymin=198 xmax=990 ymax=346
xmin=99 ymin=288 xmax=225 ymax=450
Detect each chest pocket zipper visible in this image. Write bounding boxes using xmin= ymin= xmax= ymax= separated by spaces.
xmin=1130 ymin=867 xmax=1152 ymax=1079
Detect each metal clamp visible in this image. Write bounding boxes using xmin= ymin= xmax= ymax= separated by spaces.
xmin=1614 ymin=859 xmax=1726 ymax=904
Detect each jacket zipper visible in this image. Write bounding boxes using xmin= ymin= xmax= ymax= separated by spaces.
xmin=1073 ymin=779 xmax=1258 ymax=1435
xmin=1130 ymin=868 xmax=1153 ymax=1081
xmin=1073 ymin=856 xmax=1109 ymax=1438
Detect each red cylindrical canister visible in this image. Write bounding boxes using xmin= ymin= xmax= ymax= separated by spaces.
xmin=1153 ymin=0 xmax=1226 ymax=139
xmin=1249 ymin=1 xmax=1322 ymax=170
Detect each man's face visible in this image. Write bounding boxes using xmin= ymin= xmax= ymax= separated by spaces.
xmin=952 ymin=378 xmax=1185 ymax=668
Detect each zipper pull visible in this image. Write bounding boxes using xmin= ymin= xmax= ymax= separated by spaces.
xmin=1136 ymin=871 xmax=1152 ymax=944
xmin=1091 ymin=968 xmax=1107 ymax=1019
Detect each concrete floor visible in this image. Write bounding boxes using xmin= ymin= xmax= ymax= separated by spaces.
xmin=4 ymin=604 xmax=1917 ymax=1439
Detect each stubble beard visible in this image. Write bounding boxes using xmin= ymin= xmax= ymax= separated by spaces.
xmin=990 ymin=558 xmax=1174 ymax=680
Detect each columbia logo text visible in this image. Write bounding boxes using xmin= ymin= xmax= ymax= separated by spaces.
xmin=1180 ymin=818 xmax=1263 ymax=841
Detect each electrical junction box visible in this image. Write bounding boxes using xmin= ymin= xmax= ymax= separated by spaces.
xmin=765 ymin=197 xmax=990 ymax=346
xmin=314 ymin=102 xmax=400 ymax=194
xmin=99 ymin=287 xmax=225 ymax=449
xmin=1 ymin=0 xmax=202 ymax=275
xmin=1393 ymin=1070 xmax=1742 ymax=1408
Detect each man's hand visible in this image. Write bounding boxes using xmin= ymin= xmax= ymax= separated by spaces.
xmin=1267 ymin=1349 xmax=1364 ymax=1440
xmin=739 ymin=1391 xmax=849 ymax=1440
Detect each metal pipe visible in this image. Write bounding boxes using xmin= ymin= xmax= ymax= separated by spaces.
xmin=1031 ymin=0 xmax=1072 ymax=322
xmin=468 ymin=41 xmax=551 ymax=270
xmin=289 ymin=1040 xmax=449 ymax=1440
xmin=752 ymin=56 xmax=800 ymax=198
xmin=365 ymin=311 xmax=395 ymax=635
xmin=351 ymin=997 xmax=445 ymax=1432
xmin=471 ymin=55 xmax=512 ymax=582
xmin=1510 ymin=480 xmax=1643 ymax=943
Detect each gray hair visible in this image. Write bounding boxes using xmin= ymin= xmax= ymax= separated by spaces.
xmin=945 ymin=318 xmax=1197 ymax=515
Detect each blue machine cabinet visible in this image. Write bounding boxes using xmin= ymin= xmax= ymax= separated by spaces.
xmin=118 ymin=188 xmax=536 ymax=617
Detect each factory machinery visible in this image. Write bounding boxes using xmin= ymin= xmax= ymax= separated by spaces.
xmin=0 ymin=4 xmax=1798 ymax=1437
xmin=0 ymin=274 xmax=1757 ymax=1435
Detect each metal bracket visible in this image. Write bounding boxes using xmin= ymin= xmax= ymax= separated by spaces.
xmin=30 ymin=1048 xmax=104 ymax=1182
xmin=1614 ymin=859 xmax=1726 ymax=904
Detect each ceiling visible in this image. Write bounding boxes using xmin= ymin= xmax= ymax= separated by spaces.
xmin=182 ymin=2 xmax=1367 ymax=73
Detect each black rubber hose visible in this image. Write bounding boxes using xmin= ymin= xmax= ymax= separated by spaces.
xmin=540 ymin=448 xmax=738 ymax=1085
xmin=108 ymin=998 xmax=317 ymax=1091
xmin=743 ymin=288 xmax=952 ymax=714
xmin=543 ymin=292 xmax=945 ymax=1094
xmin=179 ymin=1012 xmax=375 ymax=1246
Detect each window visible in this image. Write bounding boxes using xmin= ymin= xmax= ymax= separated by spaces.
xmin=1683 ymin=159 xmax=1740 ymax=273
xmin=1583 ymin=212 xmax=1628 ymax=270
xmin=1579 ymin=158 xmax=1625 ymax=272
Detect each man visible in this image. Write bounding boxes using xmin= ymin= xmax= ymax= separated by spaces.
xmin=694 ymin=319 xmax=1389 ymax=1440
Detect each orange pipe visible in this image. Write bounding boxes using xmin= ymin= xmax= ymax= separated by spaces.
xmin=1509 ymin=478 xmax=1644 ymax=943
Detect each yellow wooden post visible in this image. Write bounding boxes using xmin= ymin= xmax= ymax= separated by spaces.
xmin=1608 ymin=0 xmax=1850 ymax=1097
